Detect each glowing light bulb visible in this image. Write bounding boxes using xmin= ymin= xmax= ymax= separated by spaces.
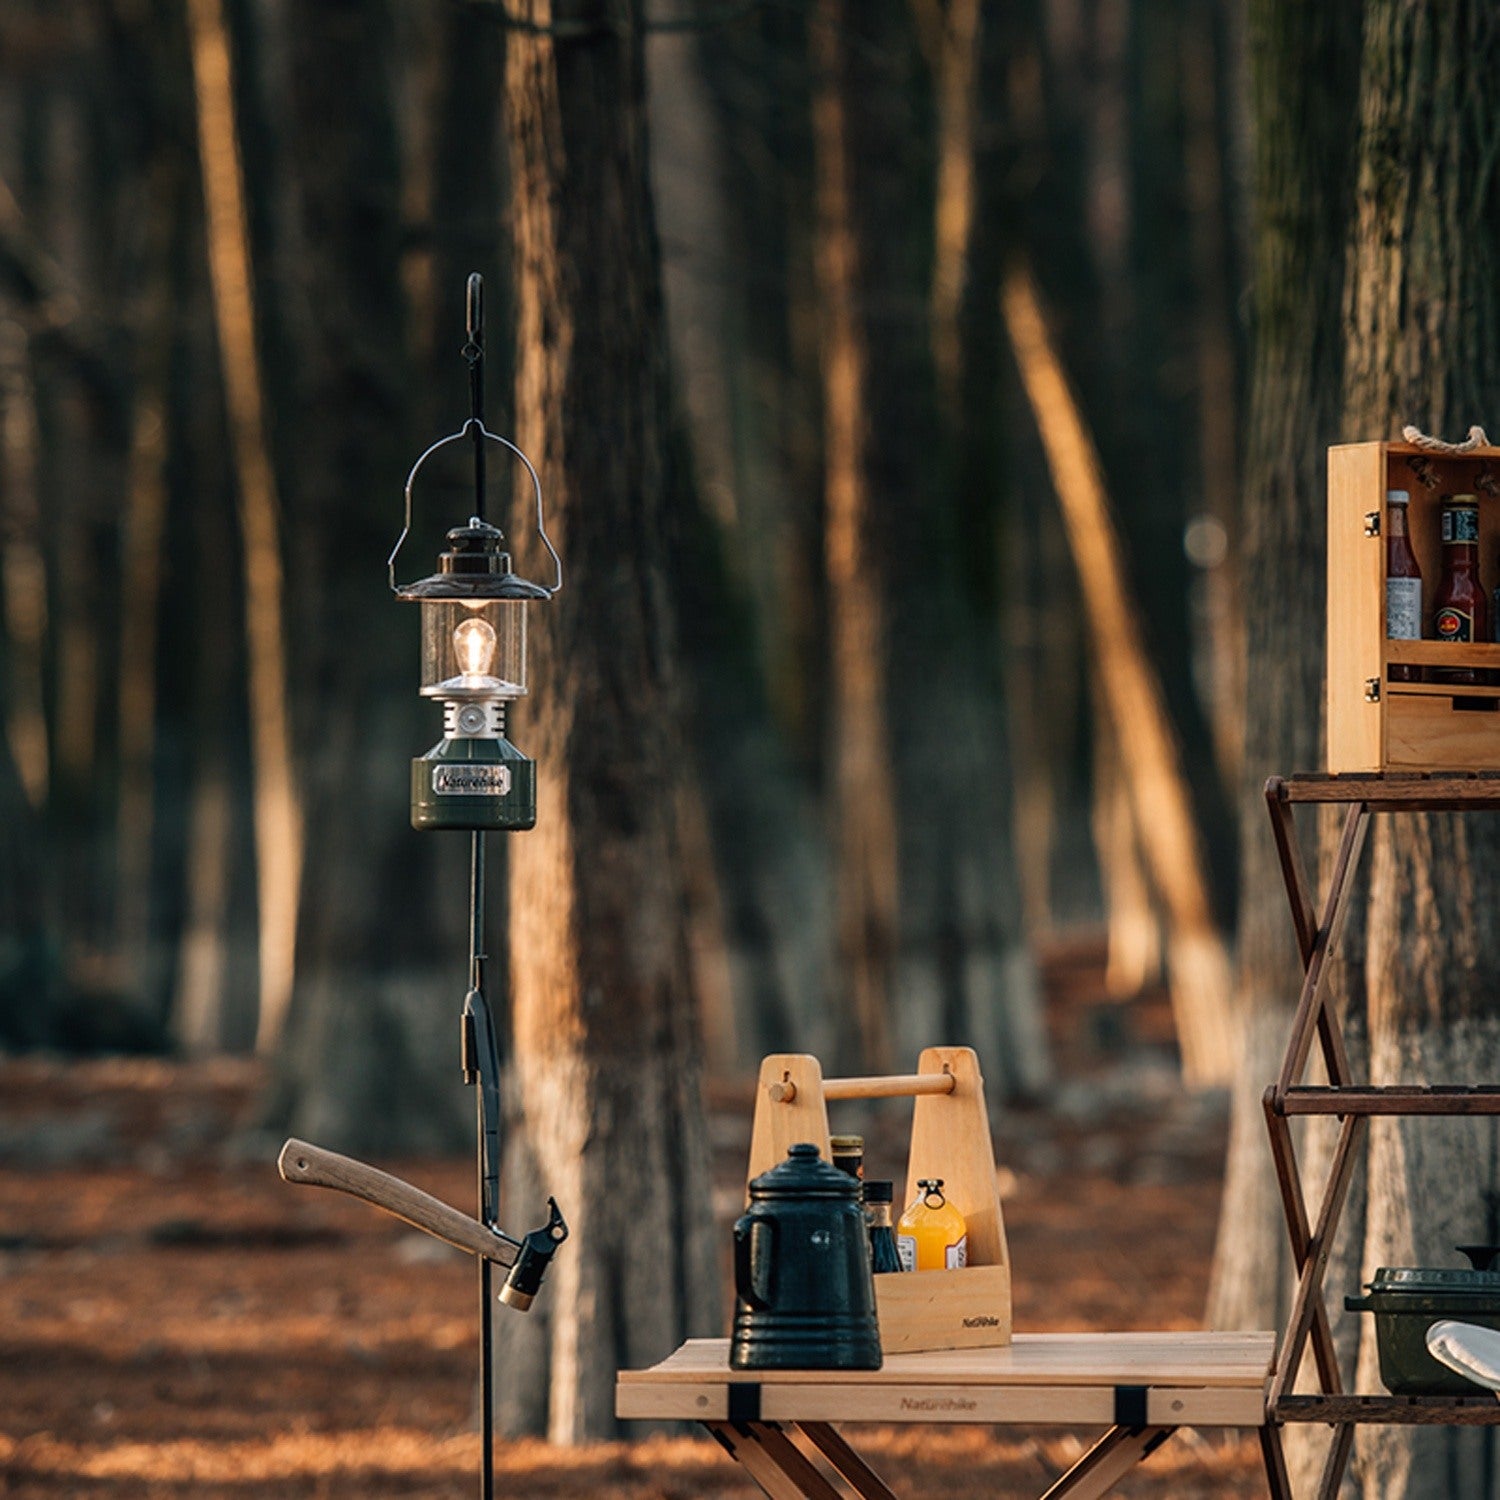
xmin=453 ymin=616 xmax=498 ymax=679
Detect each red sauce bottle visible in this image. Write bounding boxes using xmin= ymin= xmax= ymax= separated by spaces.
xmin=1385 ymin=489 xmax=1422 ymax=682
xmin=1433 ymin=494 xmax=1485 ymax=684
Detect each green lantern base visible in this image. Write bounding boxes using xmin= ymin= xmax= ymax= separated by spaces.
xmin=411 ymin=737 xmax=537 ymax=831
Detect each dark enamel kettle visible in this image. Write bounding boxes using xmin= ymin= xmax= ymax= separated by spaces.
xmin=730 ymin=1141 xmax=882 ymax=1370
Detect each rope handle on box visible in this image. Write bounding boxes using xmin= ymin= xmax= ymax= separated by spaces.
xmin=1401 ymin=424 xmax=1499 ymax=498
xmin=1403 ymin=423 xmax=1490 ymax=454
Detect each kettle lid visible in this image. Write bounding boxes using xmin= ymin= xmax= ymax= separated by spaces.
xmin=749 ymin=1142 xmax=862 ymax=1200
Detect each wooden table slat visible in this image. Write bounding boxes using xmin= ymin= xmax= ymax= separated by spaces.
xmin=618 ymin=1332 xmax=1276 ymax=1429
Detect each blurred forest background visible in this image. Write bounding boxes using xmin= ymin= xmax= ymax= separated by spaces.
xmin=4 ymin=0 xmax=1499 ymax=1492
xmin=0 ymin=0 xmax=1244 ymax=1099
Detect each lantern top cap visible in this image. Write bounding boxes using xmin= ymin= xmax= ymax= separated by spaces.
xmin=395 ymin=519 xmax=553 ymax=601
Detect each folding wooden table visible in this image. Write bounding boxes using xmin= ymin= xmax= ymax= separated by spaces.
xmin=616 ymin=1330 xmax=1276 ymax=1498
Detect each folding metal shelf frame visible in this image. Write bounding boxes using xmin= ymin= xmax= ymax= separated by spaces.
xmin=1261 ymin=772 xmax=1500 ymax=1500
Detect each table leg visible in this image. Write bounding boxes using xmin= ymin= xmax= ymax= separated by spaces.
xmin=1038 ymin=1425 xmax=1174 ymax=1500
xmin=705 ymin=1421 xmax=845 ymax=1500
xmin=797 ymin=1423 xmax=900 ymax=1500
xmin=702 ymin=1422 xmax=846 ymax=1494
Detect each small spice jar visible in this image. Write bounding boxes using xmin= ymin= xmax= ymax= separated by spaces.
xmin=829 ymin=1134 xmax=864 ymax=1182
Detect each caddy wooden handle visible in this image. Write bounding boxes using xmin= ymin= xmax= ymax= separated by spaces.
xmin=767 ymin=1070 xmax=956 ymax=1104
xmin=278 ymin=1138 xmax=518 ymax=1267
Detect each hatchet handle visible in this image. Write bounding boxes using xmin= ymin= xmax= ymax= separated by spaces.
xmin=279 ymin=1137 xmax=518 ymax=1267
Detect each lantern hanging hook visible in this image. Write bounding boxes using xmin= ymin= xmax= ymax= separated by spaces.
xmin=388 ymin=420 xmax=563 ymax=597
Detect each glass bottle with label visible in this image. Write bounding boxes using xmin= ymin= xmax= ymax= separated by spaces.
xmin=1433 ymin=495 xmax=1485 ymax=683
xmin=1385 ymin=489 xmax=1422 ymax=682
xmin=863 ymin=1180 xmax=904 ymax=1274
xmin=896 ymin=1179 xmax=967 ymax=1271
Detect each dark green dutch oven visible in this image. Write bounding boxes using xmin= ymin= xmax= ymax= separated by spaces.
xmin=1346 ymin=1250 xmax=1500 ymax=1395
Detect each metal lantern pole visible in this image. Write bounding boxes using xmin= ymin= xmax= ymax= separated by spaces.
xmin=278 ymin=273 xmax=567 ymax=1500
xmin=461 ymin=272 xmax=497 ymax=1500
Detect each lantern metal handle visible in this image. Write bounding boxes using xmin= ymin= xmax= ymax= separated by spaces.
xmin=388 ymin=419 xmax=563 ymax=596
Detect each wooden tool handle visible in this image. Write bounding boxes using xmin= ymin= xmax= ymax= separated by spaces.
xmin=278 ymin=1138 xmax=518 ymax=1267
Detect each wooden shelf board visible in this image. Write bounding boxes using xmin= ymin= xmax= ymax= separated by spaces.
xmin=1386 ymin=640 xmax=1500 ymax=668
xmin=1386 ymin=680 xmax=1500 ymax=699
xmin=1277 ymin=1086 xmax=1500 ymax=1117
xmin=1276 ymin=1394 xmax=1500 ymax=1426
xmin=1271 ymin=773 xmax=1500 ymax=810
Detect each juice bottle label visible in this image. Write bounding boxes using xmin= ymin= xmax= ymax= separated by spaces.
xmin=1386 ymin=577 xmax=1421 ymax=639
xmin=896 ymin=1234 xmax=917 ymax=1272
xmin=945 ymin=1236 xmax=967 ymax=1270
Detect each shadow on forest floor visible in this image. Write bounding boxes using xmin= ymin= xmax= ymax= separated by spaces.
xmin=0 ymin=934 xmax=1263 ymax=1498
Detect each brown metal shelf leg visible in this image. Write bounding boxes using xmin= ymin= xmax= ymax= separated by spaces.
xmin=1270 ymin=1113 xmax=1367 ymax=1407
xmin=1266 ymin=784 xmax=1318 ymax=966
xmin=1260 ymin=1422 xmax=1294 ymax=1500
xmin=1316 ymin=1423 xmax=1356 ymax=1500
xmin=1276 ymin=805 xmax=1367 ymax=1099
xmin=1264 ymin=1096 xmax=1343 ymax=1394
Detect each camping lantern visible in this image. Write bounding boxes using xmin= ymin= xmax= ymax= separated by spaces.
xmin=390 ymin=426 xmax=561 ymax=832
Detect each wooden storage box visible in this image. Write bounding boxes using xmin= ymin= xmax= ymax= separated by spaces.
xmin=746 ymin=1047 xmax=1010 ymax=1356
xmin=1329 ymin=440 xmax=1500 ymax=772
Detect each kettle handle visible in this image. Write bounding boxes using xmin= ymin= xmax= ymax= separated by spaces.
xmin=734 ymin=1217 xmax=776 ymax=1310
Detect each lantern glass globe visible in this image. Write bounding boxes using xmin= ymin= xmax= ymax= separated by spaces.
xmin=419 ymin=599 xmax=527 ymax=700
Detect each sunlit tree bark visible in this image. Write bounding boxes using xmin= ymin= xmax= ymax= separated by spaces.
xmin=186 ymin=0 xmax=301 ymax=1051
xmin=498 ymin=0 xmax=717 ymax=1442
xmin=812 ymin=0 xmax=897 ymax=1072
xmin=1206 ymin=0 xmax=1363 ymax=1342
xmin=1331 ymin=7 xmax=1500 ymax=1494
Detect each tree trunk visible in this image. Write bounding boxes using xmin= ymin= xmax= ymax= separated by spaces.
xmin=875 ymin=0 xmax=1049 ymax=1094
xmin=0 ymin=317 xmax=48 ymax=814
xmin=1005 ymin=266 xmax=1236 ymax=1085
xmin=1332 ymin=7 xmax=1500 ymax=1494
xmin=498 ymin=0 xmax=717 ymax=1442
xmin=1205 ymin=0 xmax=1363 ymax=1338
xmin=264 ymin=0 xmax=470 ymax=1153
xmin=812 ymin=0 xmax=898 ymax=1072
xmin=186 ymin=0 xmax=302 ymax=1053
xmin=657 ymin=6 xmax=835 ymax=1068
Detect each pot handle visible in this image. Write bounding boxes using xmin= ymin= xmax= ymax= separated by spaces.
xmin=733 ymin=1217 xmax=776 ymax=1310
xmin=1345 ymin=1294 xmax=1372 ymax=1312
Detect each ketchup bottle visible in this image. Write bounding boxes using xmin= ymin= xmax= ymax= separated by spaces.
xmin=1385 ymin=489 xmax=1422 ymax=682
xmin=1433 ymin=494 xmax=1485 ymax=684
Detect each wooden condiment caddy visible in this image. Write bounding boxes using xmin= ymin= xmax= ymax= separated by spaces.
xmin=745 ymin=1046 xmax=1011 ymax=1355
xmin=1329 ymin=440 xmax=1500 ymax=772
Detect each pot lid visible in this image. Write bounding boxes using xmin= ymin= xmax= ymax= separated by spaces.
xmin=748 ymin=1142 xmax=862 ymax=1201
xmin=1367 ymin=1265 xmax=1500 ymax=1294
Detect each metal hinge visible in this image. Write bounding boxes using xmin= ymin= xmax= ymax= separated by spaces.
xmin=1364 ymin=511 xmax=1381 ymax=536
xmin=1365 ymin=678 xmax=1381 ymax=702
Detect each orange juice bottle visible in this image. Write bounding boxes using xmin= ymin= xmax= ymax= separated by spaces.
xmin=895 ymin=1179 xmax=967 ymax=1271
